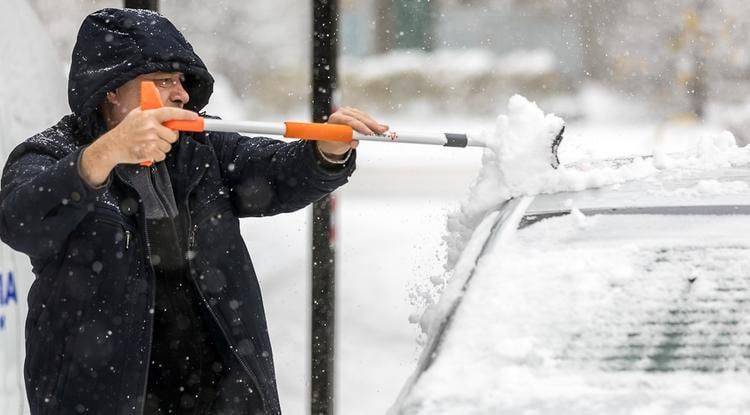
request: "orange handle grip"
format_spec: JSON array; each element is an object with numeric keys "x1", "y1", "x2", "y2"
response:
[
  {"x1": 284, "y1": 122, "x2": 353, "y2": 142},
  {"x1": 164, "y1": 118, "x2": 205, "y2": 132},
  {"x1": 138, "y1": 81, "x2": 204, "y2": 166},
  {"x1": 140, "y1": 81, "x2": 163, "y2": 111}
]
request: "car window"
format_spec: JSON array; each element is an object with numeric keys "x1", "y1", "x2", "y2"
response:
[{"x1": 404, "y1": 214, "x2": 750, "y2": 414}]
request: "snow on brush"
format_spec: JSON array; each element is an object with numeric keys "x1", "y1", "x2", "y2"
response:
[{"x1": 444, "y1": 95, "x2": 650, "y2": 273}]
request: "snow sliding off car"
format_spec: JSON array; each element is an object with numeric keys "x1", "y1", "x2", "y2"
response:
[{"x1": 393, "y1": 158, "x2": 750, "y2": 414}]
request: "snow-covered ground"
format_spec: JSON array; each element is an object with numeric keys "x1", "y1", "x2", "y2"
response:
[{"x1": 240, "y1": 109, "x2": 727, "y2": 413}]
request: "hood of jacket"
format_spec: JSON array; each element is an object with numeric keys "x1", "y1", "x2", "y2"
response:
[{"x1": 68, "y1": 8, "x2": 214, "y2": 141}]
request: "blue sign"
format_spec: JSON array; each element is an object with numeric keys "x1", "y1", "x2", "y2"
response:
[
  {"x1": 0, "y1": 271, "x2": 17, "y2": 306},
  {"x1": 0, "y1": 271, "x2": 17, "y2": 331}
]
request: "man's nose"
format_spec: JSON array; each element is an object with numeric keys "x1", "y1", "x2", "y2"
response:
[{"x1": 169, "y1": 80, "x2": 190, "y2": 106}]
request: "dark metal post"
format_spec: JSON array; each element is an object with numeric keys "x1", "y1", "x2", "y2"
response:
[
  {"x1": 124, "y1": 0, "x2": 159, "y2": 10},
  {"x1": 311, "y1": 1, "x2": 338, "y2": 414}
]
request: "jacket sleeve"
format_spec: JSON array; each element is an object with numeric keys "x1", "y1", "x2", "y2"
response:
[
  {"x1": 208, "y1": 132, "x2": 356, "y2": 217},
  {"x1": 0, "y1": 139, "x2": 108, "y2": 260}
]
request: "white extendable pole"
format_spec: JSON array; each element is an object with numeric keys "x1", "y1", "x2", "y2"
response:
[
  {"x1": 203, "y1": 119, "x2": 286, "y2": 136},
  {"x1": 202, "y1": 119, "x2": 485, "y2": 148}
]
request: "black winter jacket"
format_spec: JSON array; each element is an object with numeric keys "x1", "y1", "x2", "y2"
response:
[{"x1": 0, "y1": 8, "x2": 354, "y2": 415}]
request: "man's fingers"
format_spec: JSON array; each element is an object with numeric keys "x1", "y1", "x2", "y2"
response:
[
  {"x1": 155, "y1": 124, "x2": 179, "y2": 143},
  {"x1": 336, "y1": 110, "x2": 375, "y2": 135},
  {"x1": 146, "y1": 143, "x2": 167, "y2": 162},
  {"x1": 151, "y1": 150, "x2": 167, "y2": 162},
  {"x1": 153, "y1": 139, "x2": 172, "y2": 154},
  {"x1": 341, "y1": 107, "x2": 387, "y2": 134},
  {"x1": 344, "y1": 107, "x2": 385, "y2": 133},
  {"x1": 333, "y1": 114, "x2": 374, "y2": 135},
  {"x1": 150, "y1": 107, "x2": 199, "y2": 122}
]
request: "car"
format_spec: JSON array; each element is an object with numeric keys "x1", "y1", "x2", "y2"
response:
[{"x1": 391, "y1": 158, "x2": 750, "y2": 414}]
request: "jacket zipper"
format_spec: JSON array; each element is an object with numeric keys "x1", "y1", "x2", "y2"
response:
[
  {"x1": 115, "y1": 168, "x2": 157, "y2": 415},
  {"x1": 186, "y1": 204, "x2": 266, "y2": 411},
  {"x1": 88, "y1": 209, "x2": 133, "y2": 251},
  {"x1": 137, "y1": 214, "x2": 156, "y2": 415}
]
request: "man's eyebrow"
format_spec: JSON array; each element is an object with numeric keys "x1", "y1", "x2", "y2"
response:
[{"x1": 144, "y1": 73, "x2": 184, "y2": 79}]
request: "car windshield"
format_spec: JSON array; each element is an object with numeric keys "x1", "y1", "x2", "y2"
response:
[{"x1": 405, "y1": 214, "x2": 750, "y2": 414}]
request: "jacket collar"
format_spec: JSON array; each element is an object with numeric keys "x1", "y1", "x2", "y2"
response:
[{"x1": 113, "y1": 132, "x2": 213, "y2": 202}]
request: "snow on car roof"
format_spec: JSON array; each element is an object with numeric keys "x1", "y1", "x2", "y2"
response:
[
  {"x1": 400, "y1": 214, "x2": 750, "y2": 414},
  {"x1": 526, "y1": 164, "x2": 750, "y2": 216}
]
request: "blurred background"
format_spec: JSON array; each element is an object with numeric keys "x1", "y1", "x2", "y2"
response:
[
  {"x1": 11, "y1": 0, "x2": 750, "y2": 413},
  {"x1": 30, "y1": 0, "x2": 750, "y2": 129}
]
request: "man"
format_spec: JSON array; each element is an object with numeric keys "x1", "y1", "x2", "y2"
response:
[{"x1": 0, "y1": 8, "x2": 385, "y2": 415}]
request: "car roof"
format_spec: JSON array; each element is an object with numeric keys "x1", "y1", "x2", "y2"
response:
[{"x1": 526, "y1": 163, "x2": 750, "y2": 216}]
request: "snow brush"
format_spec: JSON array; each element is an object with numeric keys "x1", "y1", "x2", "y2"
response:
[{"x1": 140, "y1": 81, "x2": 565, "y2": 168}]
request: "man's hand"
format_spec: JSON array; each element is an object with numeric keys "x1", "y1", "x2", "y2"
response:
[
  {"x1": 321, "y1": 107, "x2": 388, "y2": 158},
  {"x1": 79, "y1": 107, "x2": 198, "y2": 187}
]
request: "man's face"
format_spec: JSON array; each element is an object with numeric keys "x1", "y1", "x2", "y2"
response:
[{"x1": 103, "y1": 72, "x2": 190, "y2": 126}]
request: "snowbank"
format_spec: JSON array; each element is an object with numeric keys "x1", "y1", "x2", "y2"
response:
[
  {"x1": 340, "y1": 48, "x2": 565, "y2": 116},
  {"x1": 343, "y1": 48, "x2": 556, "y2": 83}
]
